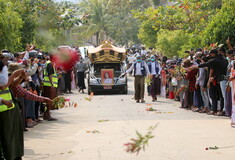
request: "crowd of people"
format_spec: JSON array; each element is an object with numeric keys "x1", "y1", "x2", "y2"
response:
[
  {"x1": 126, "y1": 39, "x2": 235, "y2": 127},
  {"x1": 1, "y1": 39, "x2": 235, "y2": 159},
  {"x1": 0, "y1": 45, "x2": 88, "y2": 160}
]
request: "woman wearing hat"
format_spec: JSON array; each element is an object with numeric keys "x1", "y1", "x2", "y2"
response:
[
  {"x1": 0, "y1": 61, "x2": 27, "y2": 160},
  {"x1": 0, "y1": 63, "x2": 53, "y2": 160}
]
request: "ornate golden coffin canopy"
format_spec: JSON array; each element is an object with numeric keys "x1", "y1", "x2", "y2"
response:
[{"x1": 88, "y1": 41, "x2": 126, "y2": 63}]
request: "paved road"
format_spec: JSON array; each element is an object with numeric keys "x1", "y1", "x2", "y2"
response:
[{"x1": 24, "y1": 77, "x2": 235, "y2": 160}]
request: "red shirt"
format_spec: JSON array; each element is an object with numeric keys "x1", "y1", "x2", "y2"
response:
[
  {"x1": 11, "y1": 85, "x2": 46, "y2": 102},
  {"x1": 186, "y1": 69, "x2": 198, "y2": 92}
]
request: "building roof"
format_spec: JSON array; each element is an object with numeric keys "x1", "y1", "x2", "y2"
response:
[{"x1": 88, "y1": 41, "x2": 126, "y2": 54}]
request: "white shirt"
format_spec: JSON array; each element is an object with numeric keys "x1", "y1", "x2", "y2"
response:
[
  {"x1": 23, "y1": 51, "x2": 29, "y2": 61},
  {"x1": 150, "y1": 62, "x2": 162, "y2": 75},
  {"x1": 196, "y1": 68, "x2": 205, "y2": 87},
  {"x1": 104, "y1": 78, "x2": 112, "y2": 84},
  {"x1": 126, "y1": 61, "x2": 150, "y2": 76},
  {"x1": 134, "y1": 52, "x2": 140, "y2": 57},
  {"x1": 26, "y1": 63, "x2": 38, "y2": 76},
  {"x1": 141, "y1": 50, "x2": 147, "y2": 55},
  {"x1": 0, "y1": 66, "x2": 8, "y2": 85},
  {"x1": 23, "y1": 50, "x2": 37, "y2": 61},
  {"x1": 128, "y1": 56, "x2": 135, "y2": 64},
  {"x1": 151, "y1": 62, "x2": 157, "y2": 75}
]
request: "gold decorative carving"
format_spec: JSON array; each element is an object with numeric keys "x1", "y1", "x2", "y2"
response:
[{"x1": 94, "y1": 54, "x2": 120, "y2": 63}]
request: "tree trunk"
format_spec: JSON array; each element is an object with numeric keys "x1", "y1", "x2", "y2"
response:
[{"x1": 96, "y1": 32, "x2": 99, "y2": 46}]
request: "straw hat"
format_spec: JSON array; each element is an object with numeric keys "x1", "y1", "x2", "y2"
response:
[{"x1": 8, "y1": 63, "x2": 21, "y2": 74}]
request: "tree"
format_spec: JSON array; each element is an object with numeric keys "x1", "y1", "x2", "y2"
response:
[
  {"x1": 78, "y1": 0, "x2": 110, "y2": 45},
  {"x1": 0, "y1": 0, "x2": 82, "y2": 52},
  {"x1": 202, "y1": 0, "x2": 235, "y2": 46},
  {"x1": 137, "y1": 20, "x2": 158, "y2": 48},
  {"x1": 0, "y1": 0, "x2": 23, "y2": 52},
  {"x1": 155, "y1": 29, "x2": 189, "y2": 57},
  {"x1": 133, "y1": 0, "x2": 229, "y2": 57},
  {"x1": 105, "y1": 0, "x2": 141, "y2": 46},
  {"x1": 78, "y1": 0, "x2": 153, "y2": 46}
]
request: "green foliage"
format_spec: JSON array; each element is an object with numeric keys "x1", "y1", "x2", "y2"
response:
[
  {"x1": 134, "y1": 0, "x2": 235, "y2": 57},
  {"x1": 0, "y1": 0, "x2": 23, "y2": 52},
  {"x1": 105, "y1": 0, "x2": 141, "y2": 46},
  {"x1": 78, "y1": 0, "x2": 109, "y2": 44},
  {"x1": 124, "y1": 124, "x2": 158, "y2": 155},
  {"x1": 202, "y1": 0, "x2": 235, "y2": 47},
  {"x1": 0, "y1": 0, "x2": 81, "y2": 52},
  {"x1": 156, "y1": 29, "x2": 189, "y2": 58},
  {"x1": 1, "y1": 0, "x2": 234, "y2": 54},
  {"x1": 138, "y1": 20, "x2": 158, "y2": 48},
  {"x1": 78, "y1": 0, "x2": 148, "y2": 46}
]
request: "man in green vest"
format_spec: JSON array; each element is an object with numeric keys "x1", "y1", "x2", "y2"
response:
[{"x1": 43, "y1": 56, "x2": 58, "y2": 121}]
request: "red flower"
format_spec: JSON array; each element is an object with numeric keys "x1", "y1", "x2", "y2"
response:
[{"x1": 65, "y1": 97, "x2": 70, "y2": 101}]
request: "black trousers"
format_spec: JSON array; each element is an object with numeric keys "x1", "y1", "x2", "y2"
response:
[
  {"x1": 209, "y1": 83, "x2": 224, "y2": 112},
  {"x1": 183, "y1": 90, "x2": 194, "y2": 108},
  {"x1": 19, "y1": 97, "x2": 26, "y2": 130},
  {"x1": 77, "y1": 72, "x2": 86, "y2": 89},
  {"x1": 64, "y1": 70, "x2": 72, "y2": 92}
]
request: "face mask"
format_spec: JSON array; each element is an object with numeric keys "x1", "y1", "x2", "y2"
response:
[
  {"x1": 151, "y1": 59, "x2": 155, "y2": 62},
  {"x1": 137, "y1": 59, "x2": 141, "y2": 62},
  {"x1": 226, "y1": 57, "x2": 230, "y2": 60}
]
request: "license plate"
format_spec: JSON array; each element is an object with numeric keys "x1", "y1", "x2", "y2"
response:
[{"x1": 103, "y1": 86, "x2": 112, "y2": 89}]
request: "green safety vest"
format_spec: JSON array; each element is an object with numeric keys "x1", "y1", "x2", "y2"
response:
[
  {"x1": 43, "y1": 60, "x2": 58, "y2": 88},
  {"x1": 0, "y1": 88, "x2": 15, "y2": 112}
]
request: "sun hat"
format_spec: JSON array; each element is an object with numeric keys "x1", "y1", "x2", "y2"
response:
[{"x1": 8, "y1": 63, "x2": 21, "y2": 74}]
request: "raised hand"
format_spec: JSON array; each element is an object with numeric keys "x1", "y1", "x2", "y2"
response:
[{"x1": 1, "y1": 99, "x2": 13, "y2": 108}]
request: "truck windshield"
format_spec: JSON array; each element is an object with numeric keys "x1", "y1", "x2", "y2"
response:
[{"x1": 94, "y1": 63, "x2": 122, "y2": 77}]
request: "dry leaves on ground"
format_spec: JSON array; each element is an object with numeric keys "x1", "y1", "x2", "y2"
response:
[
  {"x1": 86, "y1": 130, "x2": 100, "y2": 134},
  {"x1": 146, "y1": 107, "x2": 157, "y2": 111},
  {"x1": 205, "y1": 146, "x2": 219, "y2": 150},
  {"x1": 98, "y1": 119, "x2": 109, "y2": 122},
  {"x1": 155, "y1": 112, "x2": 174, "y2": 114},
  {"x1": 84, "y1": 92, "x2": 94, "y2": 102}
]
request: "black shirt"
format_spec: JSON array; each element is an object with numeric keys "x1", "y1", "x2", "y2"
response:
[
  {"x1": 46, "y1": 62, "x2": 54, "y2": 76},
  {"x1": 198, "y1": 54, "x2": 228, "y2": 81}
]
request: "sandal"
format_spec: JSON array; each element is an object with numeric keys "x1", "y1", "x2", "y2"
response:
[
  {"x1": 26, "y1": 122, "x2": 34, "y2": 128},
  {"x1": 199, "y1": 108, "x2": 208, "y2": 113},
  {"x1": 216, "y1": 111, "x2": 225, "y2": 116},
  {"x1": 35, "y1": 119, "x2": 43, "y2": 123},
  {"x1": 207, "y1": 111, "x2": 216, "y2": 115},
  {"x1": 193, "y1": 108, "x2": 200, "y2": 112},
  {"x1": 47, "y1": 117, "x2": 58, "y2": 121}
]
